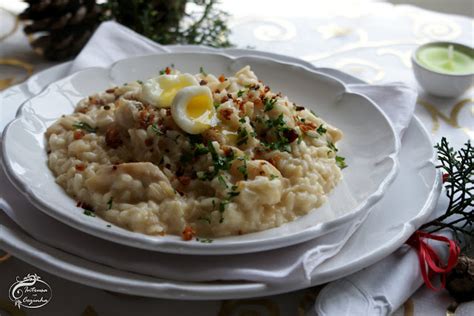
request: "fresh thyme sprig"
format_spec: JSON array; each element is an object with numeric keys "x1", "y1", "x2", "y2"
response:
[{"x1": 420, "y1": 138, "x2": 473, "y2": 250}]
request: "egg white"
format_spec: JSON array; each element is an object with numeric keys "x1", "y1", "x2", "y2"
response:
[{"x1": 141, "y1": 73, "x2": 198, "y2": 108}]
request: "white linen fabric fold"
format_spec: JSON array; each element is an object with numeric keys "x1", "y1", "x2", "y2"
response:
[{"x1": 0, "y1": 21, "x2": 418, "y2": 295}]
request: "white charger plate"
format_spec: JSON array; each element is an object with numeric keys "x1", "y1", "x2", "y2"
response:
[
  {"x1": 0, "y1": 48, "x2": 440, "y2": 299},
  {"x1": 1, "y1": 52, "x2": 399, "y2": 255}
]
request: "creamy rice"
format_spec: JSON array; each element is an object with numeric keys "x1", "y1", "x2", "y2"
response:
[{"x1": 46, "y1": 66, "x2": 344, "y2": 238}]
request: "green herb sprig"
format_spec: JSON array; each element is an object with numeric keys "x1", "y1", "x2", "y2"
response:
[
  {"x1": 73, "y1": 122, "x2": 96, "y2": 133},
  {"x1": 420, "y1": 138, "x2": 473, "y2": 250}
]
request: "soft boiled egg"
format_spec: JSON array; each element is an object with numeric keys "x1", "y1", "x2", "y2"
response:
[
  {"x1": 141, "y1": 73, "x2": 198, "y2": 108},
  {"x1": 171, "y1": 86, "x2": 217, "y2": 134}
]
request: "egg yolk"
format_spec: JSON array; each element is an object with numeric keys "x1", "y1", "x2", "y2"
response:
[
  {"x1": 186, "y1": 95, "x2": 213, "y2": 121},
  {"x1": 161, "y1": 82, "x2": 193, "y2": 107}
]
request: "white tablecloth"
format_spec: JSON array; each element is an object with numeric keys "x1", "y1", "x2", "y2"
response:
[{"x1": 0, "y1": 1, "x2": 472, "y2": 315}]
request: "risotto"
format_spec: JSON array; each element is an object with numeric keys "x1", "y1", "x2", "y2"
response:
[{"x1": 46, "y1": 66, "x2": 344, "y2": 239}]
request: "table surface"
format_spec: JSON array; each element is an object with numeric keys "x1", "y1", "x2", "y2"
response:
[{"x1": 0, "y1": 1, "x2": 472, "y2": 315}]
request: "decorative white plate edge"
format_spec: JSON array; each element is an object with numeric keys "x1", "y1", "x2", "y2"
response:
[{"x1": 0, "y1": 52, "x2": 400, "y2": 255}]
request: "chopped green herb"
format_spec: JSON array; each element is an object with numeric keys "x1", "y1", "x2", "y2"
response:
[
  {"x1": 239, "y1": 117, "x2": 246, "y2": 123},
  {"x1": 237, "y1": 90, "x2": 245, "y2": 97},
  {"x1": 73, "y1": 122, "x2": 96, "y2": 133},
  {"x1": 137, "y1": 80, "x2": 143, "y2": 84},
  {"x1": 297, "y1": 135, "x2": 303, "y2": 144},
  {"x1": 106, "y1": 224, "x2": 112, "y2": 228},
  {"x1": 218, "y1": 175, "x2": 229, "y2": 188},
  {"x1": 196, "y1": 237, "x2": 213, "y2": 243},
  {"x1": 269, "y1": 174, "x2": 279, "y2": 180},
  {"x1": 228, "y1": 189, "x2": 240, "y2": 198},
  {"x1": 83, "y1": 209, "x2": 95, "y2": 217},
  {"x1": 317, "y1": 125, "x2": 327, "y2": 135},
  {"x1": 328, "y1": 141, "x2": 338, "y2": 152},
  {"x1": 151, "y1": 123, "x2": 164, "y2": 136},
  {"x1": 214, "y1": 101, "x2": 221, "y2": 109},
  {"x1": 194, "y1": 143, "x2": 209, "y2": 156},
  {"x1": 219, "y1": 200, "x2": 229, "y2": 223},
  {"x1": 200, "y1": 143, "x2": 235, "y2": 180},
  {"x1": 237, "y1": 127, "x2": 249, "y2": 146},
  {"x1": 199, "y1": 66, "x2": 207, "y2": 76},
  {"x1": 336, "y1": 156, "x2": 348, "y2": 169},
  {"x1": 237, "y1": 158, "x2": 248, "y2": 180},
  {"x1": 107, "y1": 198, "x2": 113, "y2": 210},
  {"x1": 264, "y1": 98, "x2": 277, "y2": 112},
  {"x1": 259, "y1": 114, "x2": 294, "y2": 153}
]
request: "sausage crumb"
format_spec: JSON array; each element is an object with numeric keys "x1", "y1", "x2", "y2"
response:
[
  {"x1": 105, "y1": 126, "x2": 123, "y2": 149},
  {"x1": 182, "y1": 226, "x2": 195, "y2": 241}
]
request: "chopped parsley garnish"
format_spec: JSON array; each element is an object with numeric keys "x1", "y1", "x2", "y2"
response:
[
  {"x1": 237, "y1": 157, "x2": 248, "y2": 180},
  {"x1": 107, "y1": 198, "x2": 113, "y2": 210},
  {"x1": 83, "y1": 209, "x2": 95, "y2": 217},
  {"x1": 219, "y1": 200, "x2": 229, "y2": 223},
  {"x1": 106, "y1": 224, "x2": 111, "y2": 228},
  {"x1": 263, "y1": 98, "x2": 277, "y2": 112},
  {"x1": 327, "y1": 141, "x2": 338, "y2": 152},
  {"x1": 228, "y1": 185, "x2": 240, "y2": 198},
  {"x1": 196, "y1": 237, "x2": 213, "y2": 243},
  {"x1": 209, "y1": 143, "x2": 234, "y2": 171},
  {"x1": 336, "y1": 156, "x2": 348, "y2": 169},
  {"x1": 214, "y1": 101, "x2": 221, "y2": 109},
  {"x1": 73, "y1": 122, "x2": 96, "y2": 133},
  {"x1": 237, "y1": 127, "x2": 249, "y2": 146},
  {"x1": 199, "y1": 143, "x2": 235, "y2": 181},
  {"x1": 194, "y1": 143, "x2": 209, "y2": 156},
  {"x1": 151, "y1": 123, "x2": 164, "y2": 136},
  {"x1": 237, "y1": 90, "x2": 245, "y2": 97},
  {"x1": 317, "y1": 124, "x2": 327, "y2": 135},
  {"x1": 269, "y1": 174, "x2": 279, "y2": 180},
  {"x1": 239, "y1": 117, "x2": 246, "y2": 123},
  {"x1": 218, "y1": 175, "x2": 229, "y2": 188},
  {"x1": 199, "y1": 66, "x2": 207, "y2": 76},
  {"x1": 259, "y1": 114, "x2": 296, "y2": 153}
]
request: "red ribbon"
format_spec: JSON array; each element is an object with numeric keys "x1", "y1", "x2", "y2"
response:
[{"x1": 406, "y1": 230, "x2": 460, "y2": 291}]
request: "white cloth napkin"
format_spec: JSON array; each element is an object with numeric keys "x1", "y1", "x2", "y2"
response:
[
  {"x1": 311, "y1": 196, "x2": 450, "y2": 316},
  {"x1": 0, "y1": 21, "x2": 418, "y2": 293}
]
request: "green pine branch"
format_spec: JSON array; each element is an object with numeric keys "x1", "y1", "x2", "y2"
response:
[
  {"x1": 420, "y1": 137, "x2": 474, "y2": 251},
  {"x1": 102, "y1": 0, "x2": 231, "y2": 48}
]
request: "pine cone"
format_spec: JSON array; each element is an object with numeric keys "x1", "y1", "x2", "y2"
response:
[
  {"x1": 19, "y1": 0, "x2": 103, "y2": 61},
  {"x1": 446, "y1": 255, "x2": 474, "y2": 302}
]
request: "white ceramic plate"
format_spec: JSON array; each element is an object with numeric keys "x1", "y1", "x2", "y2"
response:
[
  {"x1": 0, "y1": 48, "x2": 440, "y2": 299},
  {"x1": 0, "y1": 116, "x2": 439, "y2": 300},
  {"x1": 1, "y1": 52, "x2": 399, "y2": 255}
]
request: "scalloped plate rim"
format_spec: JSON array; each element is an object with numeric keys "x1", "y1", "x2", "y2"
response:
[{"x1": 1, "y1": 52, "x2": 399, "y2": 255}]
